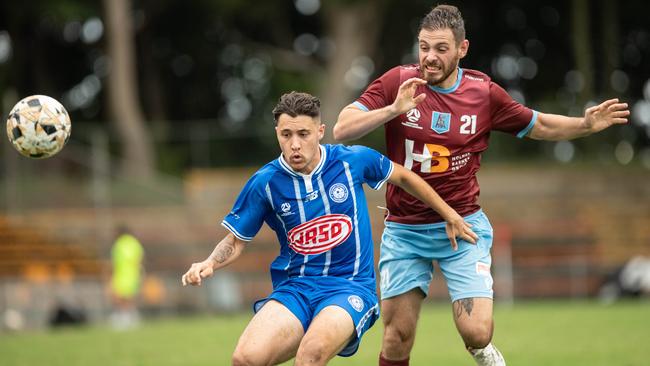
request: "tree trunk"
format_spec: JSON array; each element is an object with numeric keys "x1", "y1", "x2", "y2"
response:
[
  {"x1": 600, "y1": 0, "x2": 620, "y2": 96},
  {"x1": 103, "y1": 0, "x2": 154, "y2": 180},
  {"x1": 571, "y1": 0, "x2": 595, "y2": 105},
  {"x1": 319, "y1": 1, "x2": 383, "y2": 142}
]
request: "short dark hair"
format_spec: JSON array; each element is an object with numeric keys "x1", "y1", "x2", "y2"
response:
[
  {"x1": 272, "y1": 91, "x2": 321, "y2": 123},
  {"x1": 419, "y1": 4, "x2": 465, "y2": 44}
]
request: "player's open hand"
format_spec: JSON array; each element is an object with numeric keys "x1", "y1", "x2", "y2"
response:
[
  {"x1": 584, "y1": 98, "x2": 629, "y2": 133},
  {"x1": 391, "y1": 77, "x2": 427, "y2": 115},
  {"x1": 444, "y1": 215, "x2": 478, "y2": 251},
  {"x1": 181, "y1": 259, "x2": 215, "y2": 286}
]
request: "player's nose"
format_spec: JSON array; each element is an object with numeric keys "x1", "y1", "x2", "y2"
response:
[
  {"x1": 290, "y1": 137, "x2": 301, "y2": 150},
  {"x1": 425, "y1": 50, "x2": 438, "y2": 61}
]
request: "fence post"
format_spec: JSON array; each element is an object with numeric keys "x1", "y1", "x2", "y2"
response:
[
  {"x1": 91, "y1": 129, "x2": 113, "y2": 250},
  {"x1": 494, "y1": 224, "x2": 514, "y2": 306}
]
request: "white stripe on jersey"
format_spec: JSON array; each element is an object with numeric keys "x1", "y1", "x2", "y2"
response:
[
  {"x1": 317, "y1": 174, "x2": 332, "y2": 276},
  {"x1": 292, "y1": 176, "x2": 309, "y2": 276},
  {"x1": 343, "y1": 161, "x2": 361, "y2": 280},
  {"x1": 221, "y1": 220, "x2": 253, "y2": 241},
  {"x1": 292, "y1": 176, "x2": 306, "y2": 222},
  {"x1": 302, "y1": 175, "x2": 314, "y2": 193}
]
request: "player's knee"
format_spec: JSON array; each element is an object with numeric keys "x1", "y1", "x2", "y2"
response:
[
  {"x1": 383, "y1": 323, "x2": 416, "y2": 351},
  {"x1": 295, "y1": 338, "x2": 328, "y2": 366},
  {"x1": 460, "y1": 323, "x2": 493, "y2": 349},
  {"x1": 231, "y1": 348, "x2": 266, "y2": 366}
]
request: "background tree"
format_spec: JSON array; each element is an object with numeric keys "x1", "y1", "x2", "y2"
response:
[{"x1": 103, "y1": 0, "x2": 154, "y2": 179}]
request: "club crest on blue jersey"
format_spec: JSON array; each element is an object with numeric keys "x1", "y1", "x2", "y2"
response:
[
  {"x1": 431, "y1": 111, "x2": 451, "y2": 134},
  {"x1": 329, "y1": 183, "x2": 349, "y2": 203},
  {"x1": 347, "y1": 295, "x2": 364, "y2": 312}
]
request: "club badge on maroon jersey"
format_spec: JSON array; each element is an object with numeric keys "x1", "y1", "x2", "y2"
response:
[
  {"x1": 431, "y1": 111, "x2": 451, "y2": 134},
  {"x1": 287, "y1": 214, "x2": 353, "y2": 255}
]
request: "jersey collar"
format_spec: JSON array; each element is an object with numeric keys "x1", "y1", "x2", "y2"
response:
[
  {"x1": 278, "y1": 144, "x2": 327, "y2": 178},
  {"x1": 428, "y1": 68, "x2": 463, "y2": 94}
]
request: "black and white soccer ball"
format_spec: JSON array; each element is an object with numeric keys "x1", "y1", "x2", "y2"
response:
[{"x1": 5, "y1": 95, "x2": 71, "y2": 158}]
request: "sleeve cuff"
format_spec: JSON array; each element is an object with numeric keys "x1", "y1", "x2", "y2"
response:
[{"x1": 516, "y1": 110, "x2": 538, "y2": 138}]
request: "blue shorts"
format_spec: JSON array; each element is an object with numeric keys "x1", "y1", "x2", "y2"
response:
[
  {"x1": 378, "y1": 209, "x2": 494, "y2": 302},
  {"x1": 253, "y1": 276, "x2": 379, "y2": 357}
]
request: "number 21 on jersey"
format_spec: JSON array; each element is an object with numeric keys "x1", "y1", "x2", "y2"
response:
[{"x1": 460, "y1": 114, "x2": 477, "y2": 134}]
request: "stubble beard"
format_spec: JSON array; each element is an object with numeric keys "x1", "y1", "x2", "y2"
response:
[{"x1": 421, "y1": 58, "x2": 460, "y2": 87}]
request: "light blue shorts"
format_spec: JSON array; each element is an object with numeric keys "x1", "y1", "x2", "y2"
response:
[
  {"x1": 254, "y1": 276, "x2": 379, "y2": 357},
  {"x1": 378, "y1": 210, "x2": 494, "y2": 302}
]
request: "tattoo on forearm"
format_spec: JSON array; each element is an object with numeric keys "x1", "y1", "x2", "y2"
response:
[
  {"x1": 454, "y1": 298, "x2": 474, "y2": 317},
  {"x1": 212, "y1": 242, "x2": 234, "y2": 264}
]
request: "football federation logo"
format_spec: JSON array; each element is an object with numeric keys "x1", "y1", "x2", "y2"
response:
[
  {"x1": 347, "y1": 295, "x2": 364, "y2": 312},
  {"x1": 431, "y1": 111, "x2": 451, "y2": 134},
  {"x1": 287, "y1": 214, "x2": 352, "y2": 255},
  {"x1": 406, "y1": 108, "x2": 421, "y2": 123},
  {"x1": 402, "y1": 108, "x2": 423, "y2": 129},
  {"x1": 328, "y1": 183, "x2": 349, "y2": 203},
  {"x1": 281, "y1": 202, "x2": 291, "y2": 212}
]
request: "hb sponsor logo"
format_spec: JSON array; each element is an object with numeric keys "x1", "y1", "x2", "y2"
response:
[{"x1": 287, "y1": 214, "x2": 352, "y2": 255}]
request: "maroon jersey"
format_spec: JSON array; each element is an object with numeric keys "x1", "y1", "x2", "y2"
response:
[{"x1": 354, "y1": 65, "x2": 537, "y2": 224}]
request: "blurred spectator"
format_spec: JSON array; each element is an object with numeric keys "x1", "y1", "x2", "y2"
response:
[
  {"x1": 49, "y1": 301, "x2": 87, "y2": 328},
  {"x1": 109, "y1": 225, "x2": 144, "y2": 330},
  {"x1": 599, "y1": 255, "x2": 650, "y2": 303}
]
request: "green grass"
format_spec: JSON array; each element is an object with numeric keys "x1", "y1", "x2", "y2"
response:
[{"x1": 2, "y1": 300, "x2": 648, "y2": 366}]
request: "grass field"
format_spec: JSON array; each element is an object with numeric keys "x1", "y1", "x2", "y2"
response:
[{"x1": 2, "y1": 300, "x2": 648, "y2": 366}]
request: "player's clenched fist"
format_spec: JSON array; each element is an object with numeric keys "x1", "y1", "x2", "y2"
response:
[{"x1": 181, "y1": 260, "x2": 215, "y2": 286}]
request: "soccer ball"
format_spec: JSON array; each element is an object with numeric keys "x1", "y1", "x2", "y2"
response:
[{"x1": 5, "y1": 95, "x2": 71, "y2": 158}]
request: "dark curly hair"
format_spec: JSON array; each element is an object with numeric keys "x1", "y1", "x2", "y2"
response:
[
  {"x1": 420, "y1": 4, "x2": 466, "y2": 44},
  {"x1": 272, "y1": 91, "x2": 321, "y2": 124}
]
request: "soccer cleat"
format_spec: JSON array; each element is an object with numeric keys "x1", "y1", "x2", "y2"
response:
[{"x1": 469, "y1": 343, "x2": 506, "y2": 366}]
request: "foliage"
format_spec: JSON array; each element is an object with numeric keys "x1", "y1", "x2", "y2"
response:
[{"x1": 1, "y1": 0, "x2": 649, "y2": 171}]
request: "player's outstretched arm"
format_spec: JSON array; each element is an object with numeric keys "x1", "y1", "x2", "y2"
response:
[
  {"x1": 387, "y1": 164, "x2": 478, "y2": 250},
  {"x1": 181, "y1": 232, "x2": 246, "y2": 286},
  {"x1": 529, "y1": 98, "x2": 630, "y2": 141},
  {"x1": 333, "y1": 77, "x2": 427, "y2": 141}
]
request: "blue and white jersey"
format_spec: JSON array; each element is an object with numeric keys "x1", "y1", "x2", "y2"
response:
[{"x1": 222, "y1": 144, "x2": 394, "y2": 289}]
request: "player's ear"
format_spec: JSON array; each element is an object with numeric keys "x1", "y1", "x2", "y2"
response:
[
  {"x1": 458, "y1": 39, "x2": 469, "y2": 59},
  {"x1": 318, "y1": 124, "x2": 325, "y2": 140}
]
